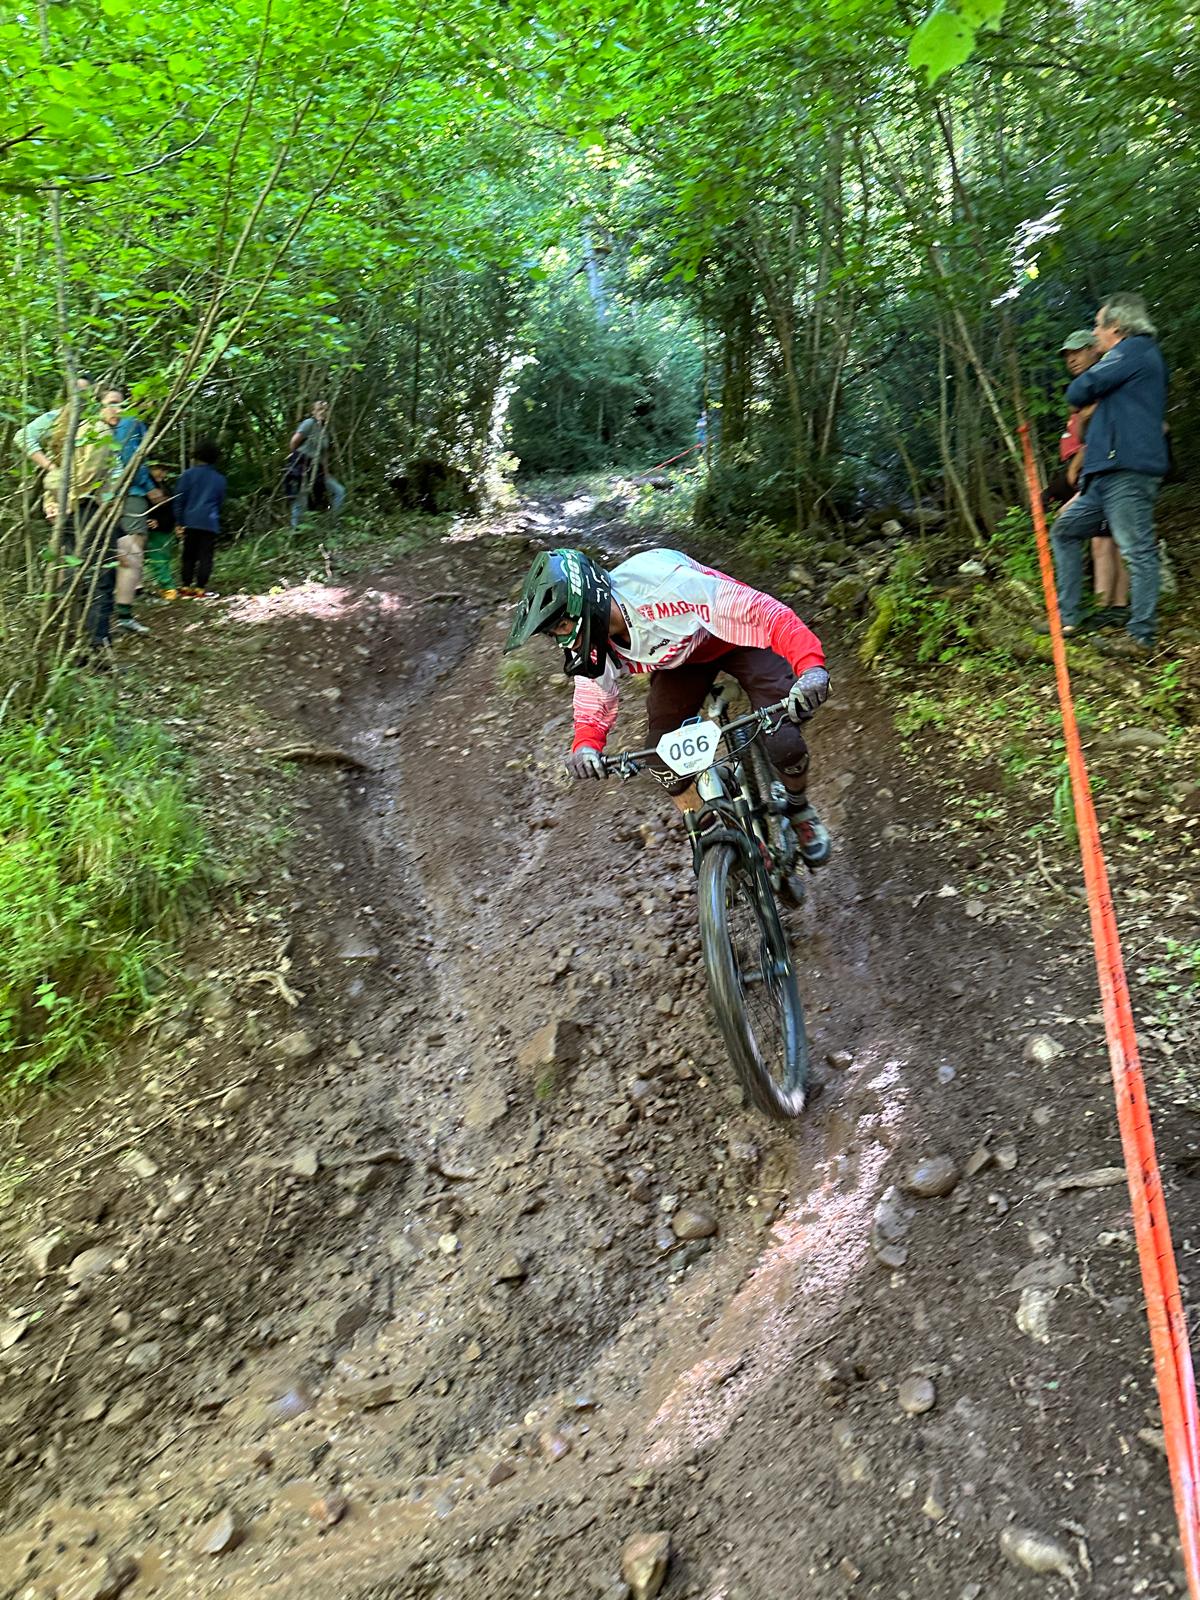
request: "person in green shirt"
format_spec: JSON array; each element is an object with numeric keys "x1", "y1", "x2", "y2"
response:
[
  {"x1": 13, "y1": 373, "x2": 94, "y2": 473},
  {"x1": 41, "y1": 386, "x2": 125, "y2": 657}
]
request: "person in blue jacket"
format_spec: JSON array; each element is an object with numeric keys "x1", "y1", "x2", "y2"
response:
[
  {"x1": 113, "y1": 408, "x2": 156, "y2": 635},
  {"x1": 174, "y1": 441, "x2": 228, "y2": 599},
  {"x1": 1050, "y1": 292, "x2": 1168, "y2": 654}
]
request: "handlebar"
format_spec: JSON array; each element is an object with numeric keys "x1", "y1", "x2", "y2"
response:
[{"x1": 598, "y1": 696, "x2": 792, "y2": 780}]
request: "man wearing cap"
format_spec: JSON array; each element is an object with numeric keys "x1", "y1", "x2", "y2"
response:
[
  {"x1": 1049, "y1": 292, "x2": 1168, "y2": 655},
  {"x1": 1046, "y1": 330, "x2": 1129, "y2": 630}
]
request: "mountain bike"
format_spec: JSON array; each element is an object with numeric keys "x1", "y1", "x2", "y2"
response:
[{"x1": 599, "y1": 684, "x2": 809, "y2": 1121}]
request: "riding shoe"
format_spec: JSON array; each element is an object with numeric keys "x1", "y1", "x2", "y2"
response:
[{"x1": 787, "y1": 799, "x2": 832, "y2": 869}]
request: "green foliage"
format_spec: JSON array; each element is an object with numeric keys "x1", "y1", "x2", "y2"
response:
[
  {"x1": 509, "y1": 273, "x2": 701, "y2": 475},
  {"x1": 894, "y1": 694, "x2": 949, "y2": 735},
  {"x1": 1140, "y1": 661, "x2": 1187, "y2": 726},
  {"x1": 991, "y1": 507, "x2": 1040, "y2": 589},
  {"x1": 864, "y1": 545, "x2": 977, "y2": 665},
  {"x1": 0, "y1": 690, "x2": 209, "y2": 1086},
  {"x1": 909, "y1": 0, "x2": 1008, "y2": 84},
  {"x1": 732, "y1": 520, "x2": 810, "y2": 580},
  {"x1": 1052, "y1": 766, "x2": 1077, "y2": 849},
  {"x1": 497, "y1": 656, "x2": 538, "y2": 696},
  {"x1": 216, "y1": 510, "x2": 441, "y2": 594}
]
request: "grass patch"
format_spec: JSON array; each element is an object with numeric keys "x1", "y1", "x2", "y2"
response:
[
  {"x1": 0, "y1": 684, "x2": 210, "y2": 1088},
  {"x1": 498, "y1": 656, "x2": 539, "y2": 696},
  {"x1": 219, "y1": 507, "x2": 445, "y2": 595}
]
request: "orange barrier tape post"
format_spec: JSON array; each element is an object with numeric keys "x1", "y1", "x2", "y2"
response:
[{"x1": 1020, "y1": 421, "x2": 1200, "y2": 1593}]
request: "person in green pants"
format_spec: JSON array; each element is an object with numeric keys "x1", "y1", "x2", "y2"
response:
[{"x1": 145, "y1": 462, "x2": 177, "y2": 595}]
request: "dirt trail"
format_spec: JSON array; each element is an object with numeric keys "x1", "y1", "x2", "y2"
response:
[{"x1": 0, "y1": 490, "x2": 1193, "y2": 1599}]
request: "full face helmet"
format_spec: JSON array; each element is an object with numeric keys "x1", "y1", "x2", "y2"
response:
[{"x1": 503, "y1": 548, "x2": 613, "y2": 678}]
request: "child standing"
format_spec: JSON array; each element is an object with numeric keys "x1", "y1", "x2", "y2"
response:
[
  {"x1": 174, "y1": 441, "x2": 227, "y2": 598},
  {"x1": 145, "y1": 461, "x2": 178, "y2": 597}
]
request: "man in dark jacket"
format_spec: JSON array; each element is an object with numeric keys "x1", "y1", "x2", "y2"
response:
[{"x1": 1050, "y1": 292, "x2": 1168, "y2": 654}]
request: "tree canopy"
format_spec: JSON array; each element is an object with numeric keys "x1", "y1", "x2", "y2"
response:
[{"x1": 2, "y1": 0, "x2": 1196, "y2": 569}]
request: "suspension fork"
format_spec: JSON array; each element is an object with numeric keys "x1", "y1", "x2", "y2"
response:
[{"x1": 684, "y1": 765, "x2": 758, "y2": 877}]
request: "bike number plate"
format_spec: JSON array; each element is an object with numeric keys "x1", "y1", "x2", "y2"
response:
[{"x1": 656, "y1": 720, "x2": 721, "y2": 777}]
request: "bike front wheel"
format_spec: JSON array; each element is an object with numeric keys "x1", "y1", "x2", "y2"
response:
[{"x1": 697, "y1": 842, "x2": 809, "y2": 1120}]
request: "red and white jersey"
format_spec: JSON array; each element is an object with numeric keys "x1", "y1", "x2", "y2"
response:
[{"x1": 572, "y1": 548, "x2": 824, "y2": 753}]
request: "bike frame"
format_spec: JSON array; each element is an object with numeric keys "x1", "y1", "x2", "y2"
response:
[{"x1": 601, "y1": 689, "x2": 793, "y2": 880}]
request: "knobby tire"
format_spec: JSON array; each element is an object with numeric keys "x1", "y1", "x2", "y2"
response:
[{"x1": 697, "y1": 842, "x2": 808, "y2": 1120}]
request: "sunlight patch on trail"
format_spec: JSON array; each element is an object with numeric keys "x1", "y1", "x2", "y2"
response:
[
  {"x1": 642, "y1": 1057, "x2": 907, "y2": 1468},
  {"x1": 223, "y1": 584, "x2": 407, "y2": 624}
]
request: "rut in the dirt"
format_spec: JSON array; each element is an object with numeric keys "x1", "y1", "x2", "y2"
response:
[{"x1": 0, "y1": 499, "x2": 1189, "y2": 1600}]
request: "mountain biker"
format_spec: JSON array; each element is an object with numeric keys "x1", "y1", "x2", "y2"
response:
[{"x1": 504, "y1": 547, "x2": 832, "y2": 867}]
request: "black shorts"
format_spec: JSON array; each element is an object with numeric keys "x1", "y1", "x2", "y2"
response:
[{"x1": 645, "y1": 645, "x2": 810, "y2": 792}]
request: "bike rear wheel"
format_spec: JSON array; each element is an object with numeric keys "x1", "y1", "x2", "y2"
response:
[{"x1": 697, "y1": 842, "x2": 809, "y2": 1120}]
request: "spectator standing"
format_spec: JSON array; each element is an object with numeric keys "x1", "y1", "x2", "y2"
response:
[
  {"x1": 174, "y1": 441, "x2": 227, "y2": 598},
  {"x1": 14, "y1": 373, "x2": 93, "y2": 474},
  {"x1": 1050, "y1": 293, "x2": 1168, "y2": 655},
  {"x1": 144, "y1": 461, "x2": 177, "y2": 596},
  {"x1": 41, "y1": 386, "x2": 125, "y2": 658},
  {"x1": 288, "y1": 399, "x2": 346, "y2": 528},
  {"x1": 1044, "y1": 330, "x2": 1130, "y2": 631},
  {"x1": 113, "y1": 407, "x2": 155, "y2": 635}
]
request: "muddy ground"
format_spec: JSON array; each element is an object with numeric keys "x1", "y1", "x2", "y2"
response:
[{"x1": 1, "y1": 487, "x2": 1197, "y2": 1599}]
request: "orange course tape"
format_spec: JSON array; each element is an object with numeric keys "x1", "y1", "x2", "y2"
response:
[
  {"x1": 1020, "y1": 421, "x2": 1200, "y2": 1593},
  {"x1": 645, "y1": 443, "x2": 704, "y2": 473}
]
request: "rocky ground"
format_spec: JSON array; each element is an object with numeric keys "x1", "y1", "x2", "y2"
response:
[{"x1": 0, "y1": 482, "x2": 1197, "y2": 1600}]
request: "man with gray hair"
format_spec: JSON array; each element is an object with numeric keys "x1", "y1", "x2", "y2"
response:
[{"x1": 1049, "y1": 292, "x2": 1168, "y2": 655}]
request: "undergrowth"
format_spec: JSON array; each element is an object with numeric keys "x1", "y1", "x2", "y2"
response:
[
  {"x1": 0, "y1": 685, "x2": 209, "y2": 1088},
  {"x1": 219, "y1": 507, "x2": 444, "y2": 594}
]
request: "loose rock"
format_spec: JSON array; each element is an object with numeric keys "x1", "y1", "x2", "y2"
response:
[
  {"x1": 902, "y1": 1155, "x2": 960, "y2": 1198},
  {"x1": 195, "y1": 1508, "x2": 244, "y2": 1556},
  {"x1": 1022, "y1": 1033, "x2": 1065, "y2": 1066},
  {"x1": 1016, "y1": 1286, "x2": 1054, "y2": 1344},
  {"x1": 123, "y1": 1340, "x2": 162, "y2": 1375},
  {"x1": 26, "y1": 1231, "x2": 74, "y2": 1277},
  {"x1": 105, "y1": 1392, "x2": 151, "y2": 1428},
  {"x1": 922, "y1": 1476, "x2": 948, "y2": 1521},
  {"x1": 825, "y1": 1049, "x2": 854, "y2": 1071},
  {"x1": 671, "y1": 1206, "x2": 717, "y2": 1241},
  {"x1": 870, "y1": 1185, "x2": 914, "y2": 1267},
  {"x1": 290, "y1": 1146, "x2": 320, "y2": 1179},
  {"x1": 66, "y1": 1247, "x2": 118, "y2": 1287},
  {"x1": 999, "y1": 1526, "x2": 1076, "y2": 1583},
  {"x1": 0, "y1": 1316, "x2": 30, "y2": 1350},
  {"x1": 992, "y1": 1141, "x2": 1019, "y2": 1173},
  {"x1": 219, "y1": 1085, "x2": 251, "y2": 1115},
  {"x1": 1010, "y1": 1257, "x2": 1073, "y2": 1292},
  {"x1": 274, "y1": 1030, "x2": 319, "y2": 1063},
  {"x1": 897, "y1": 1376, "x2": 936, "y2": 1415},
  {"x1": 310, "y1": 1489, "x2": 349, "y2": 1528},
  {"x1": 620, "y1": 1531, "x2": 672, "y2": 1600},
  {"x1": 518, "y1": 1018, "x2": 582, "y2": 1074},
  {"x1": 1091, "y1": 726, "x2": 1170, "y2": 751},
  {"x1": 825, "y1": 577, "x2": 868, "y2": 610},
  {"x1": 963, "y1": 1144, "x2": 993, "y2": 1178},
  {"x1": 1036, "y1": 1166, "x2": 1125, "y2": 1193},
  {"x1": 119, "y1": 1150, "x2": 158, "y2": 1181}
]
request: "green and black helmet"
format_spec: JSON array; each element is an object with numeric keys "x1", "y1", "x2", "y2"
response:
[{"x1": 503, "y1": 548, "x2": 613, "y2": 679}]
